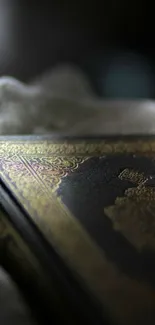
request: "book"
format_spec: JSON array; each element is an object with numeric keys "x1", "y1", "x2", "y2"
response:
[{"x1": 0, "y1": 136, "x2": 155, "y2": 325}]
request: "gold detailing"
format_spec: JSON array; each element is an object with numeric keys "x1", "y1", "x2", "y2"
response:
[
  {"x1": 0, "y1": 139, "x2": 155, "y2": 156},
  {"x1": 0, "y1": 139, "x2": 155, "y2": 324},
  {"x1": 119, "y1": 168, "x2": 146, "y2": 185},
  {"x1": 105, "y1": 168, "x2": 155, "y2": 250},
  {"x1": 23, "y1": 156, "x2": 88, "y2": 192}
]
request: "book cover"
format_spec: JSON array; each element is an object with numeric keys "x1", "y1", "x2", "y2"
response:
[{"x1": 0, "y1": 136, "x2": 155, "y2": 325}]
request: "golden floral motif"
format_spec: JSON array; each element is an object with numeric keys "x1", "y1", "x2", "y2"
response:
[
  {"x1": 1, "y1": 139, "x2": 155, "y2": 324},
  {"x1": 0, "y1": 154, "x2": 88, "y2": 230},
  {"x1": 0, "y1": 139, "x2": 155, "y2": 156},
  {"x1": 104, "y1": 168, "x2": 155, "y2": 250},
  {"x1": 23, "y1": 156, "x2": 89, "y2": 192}
]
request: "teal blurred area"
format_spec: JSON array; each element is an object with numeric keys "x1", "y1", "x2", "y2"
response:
[{"x1": 0, "y1": 0, "x2": 154, "y2": 98}]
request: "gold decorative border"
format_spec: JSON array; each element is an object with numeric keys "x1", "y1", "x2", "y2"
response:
[
  {"x1": 0, "y1": 139, "x2": 155, "y2": 324},
  {"x1": 0, "y1": 139, "x2": 155, "y2": 156}
]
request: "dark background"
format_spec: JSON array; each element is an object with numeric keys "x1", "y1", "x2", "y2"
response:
[{"x1": 0, "y1": 0, "x2": 154, "y2": 97}]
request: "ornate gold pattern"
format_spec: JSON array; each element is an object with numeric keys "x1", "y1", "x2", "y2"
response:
[
  {"x1": 119, "y1": 168, "x2": 146, "y2": 185},
  {"x1": 24, "y1": 156, "x2": 88, "y2": 192},
  {"x1": 0, "y1": 139, "x2": 155, "y2": 325},
  {"x1": 105, "y1": 169, "x2": 155, "y2": 250},
  {"x1": 0, "y1": 139, "x2": 155, "y2": 156}
]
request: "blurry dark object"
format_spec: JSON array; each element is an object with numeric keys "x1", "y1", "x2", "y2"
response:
[{"x1": 0, "y1": 0, "x2": 155, "y2": 97}]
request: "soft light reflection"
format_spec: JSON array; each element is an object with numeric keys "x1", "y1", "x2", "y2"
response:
[{"x1": 0, "y1": 0, "x2": 16, "y2": 51}]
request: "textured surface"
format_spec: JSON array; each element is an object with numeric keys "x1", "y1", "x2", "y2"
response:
[{"x1": 1, "y1": 138, "x2": 155, "y2": 324}]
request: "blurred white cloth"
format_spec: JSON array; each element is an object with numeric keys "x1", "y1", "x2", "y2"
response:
[
  {"x1": 0, "y1": 64, "x2": 155, "y2": 135},
  {"x1": 0, "y1": 65, "x2": 97, "y2": 134}
]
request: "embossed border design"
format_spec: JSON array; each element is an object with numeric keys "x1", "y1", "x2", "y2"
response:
[
  {"x1": 1, "y1": 139, "x2": 155, "y2": 325},
  {"x1": 0, "y1": 139, "x2": 155, "y2": 156}
]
